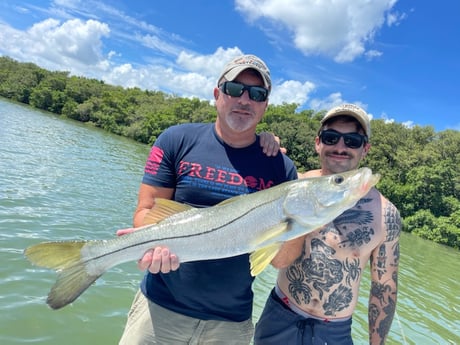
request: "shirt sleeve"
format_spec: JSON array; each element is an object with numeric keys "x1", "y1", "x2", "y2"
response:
[{"x1": 141, "y1": 126, "x2": 179, "y2": 188}]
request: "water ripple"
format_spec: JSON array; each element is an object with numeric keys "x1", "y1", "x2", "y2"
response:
[{"x1": 1, "y1": 99, "x2": 459, "y2": 344}]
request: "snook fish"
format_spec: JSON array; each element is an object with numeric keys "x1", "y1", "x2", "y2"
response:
[{"x1": 24, "y1": 167, "x2": 379, "y2": 310}]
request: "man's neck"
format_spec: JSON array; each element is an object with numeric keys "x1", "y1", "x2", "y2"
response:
[{"x1": 214, "y1": 123, "x2": 256, "y2": 148}]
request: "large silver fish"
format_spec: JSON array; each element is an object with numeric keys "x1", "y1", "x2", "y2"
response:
[{"x1": 24, "y1": 167, "x2": 379, "y2": 310}]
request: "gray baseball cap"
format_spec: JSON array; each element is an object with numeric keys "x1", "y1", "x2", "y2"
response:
[
  {"x1": 321, "y1": 104, "x2": 371, "y2": 138},
  {"x1": 218, "y1": 54, "x2": 271, "y2": 91}
]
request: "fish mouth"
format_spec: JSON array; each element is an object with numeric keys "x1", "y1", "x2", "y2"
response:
[
  {"x1": 368, "y1": 173, "x2": 381, "y2": 188},
  {"x1": 357, "y1": 171, "x2": 380, "y2": 194}
]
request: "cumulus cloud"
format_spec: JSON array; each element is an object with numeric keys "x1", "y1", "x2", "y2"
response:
[
  {"x1": 309, "y1": 92, "x2": 347, "y2": 112},
  {"x1": 103, "y1": 47, "x2": 315, "y2": 105},
  {"x1": 0, "y1": 18, "x2": 110, "y2": 76},
  {"x1": 176, "y1": 48, "x2": 242, "y2": 77},
  {"x1": 236, "y1": 0, "x2": 402, "y2": 62},
  {"x1": 0, "y1": 0, "x2": 406, "y2": 111},
  {"x1": 270, "y1": 80, "x2": 316, "y2": 108}
]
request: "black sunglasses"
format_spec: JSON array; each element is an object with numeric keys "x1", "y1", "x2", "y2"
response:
[
  {"x1": 319, "y1": 129, "x2": 368, "y2": 149},
  {"x1": 219, "y1": 81, "x2": 268, "y2": 102}
]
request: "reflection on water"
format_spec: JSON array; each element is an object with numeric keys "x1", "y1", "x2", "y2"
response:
[{"x1": 1, "y1": 99, "x2": 459, "y2": 344}]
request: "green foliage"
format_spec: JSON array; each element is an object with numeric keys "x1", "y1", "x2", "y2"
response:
[
  {"x1": 404, "y1": 207, "x2": 460, "y2": 249},
  {"x1": 259, "y1": 107, "x2": 320, "y2": 172},
  {"x1": 1, "y1": 56, "x2": 459, "y2": 249},
  {"x1": 0, "y1": 57, "x2": 46, "y2": 103}
]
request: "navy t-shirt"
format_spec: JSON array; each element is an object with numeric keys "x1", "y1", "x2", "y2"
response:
[{"x1": 140, "y1": 123, "x2": 297, "y2": 322}]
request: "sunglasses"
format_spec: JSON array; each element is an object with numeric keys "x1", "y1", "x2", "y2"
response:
[
  {"x1": 319, "y1": 129, "x2": 368, "y2": 149},
  {"x1": 219, "y1": 81, "x2": 268, "y2": 102}
]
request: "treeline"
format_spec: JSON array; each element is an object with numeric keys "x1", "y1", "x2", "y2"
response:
[{"x1": 1, "y1": 56, "x2": 459, "y2": 249}]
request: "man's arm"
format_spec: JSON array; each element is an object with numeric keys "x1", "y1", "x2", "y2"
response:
[
  {"x1": 271, "y1": 169, "x2": 323, "y2": 268},
  {"x1": 270, "y1": 236, "x2": 305, "y2": 268},
  {"x1": 132, "y1": 183, "x2": 174, "y2": 227},
  {"x1": 368, "y1": 200, "x2": 401, "y2": 344},
  {"x1": 116, "y1": 183, "x2": 179, "y2": 273}
]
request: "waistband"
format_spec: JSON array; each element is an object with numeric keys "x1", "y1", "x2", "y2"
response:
[{"x1": 274, "y1": 284, "x2": 351, "y2": 323}]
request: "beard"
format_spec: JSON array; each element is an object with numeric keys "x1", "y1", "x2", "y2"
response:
[{"x1": 224, "y1": 111, "x2": 257, "y2": 133}]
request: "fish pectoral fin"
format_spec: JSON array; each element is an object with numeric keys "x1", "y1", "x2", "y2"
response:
[
  {"x1": 143, "y1": 198, "x2": 194, "y2": 225},
  {"x1": 249, "y1": 222, "x2": 290, "y2": 276},
  {"x1": 249, "y1": 243, "x2": 282, "y2": 276},
  {"x1": 252, "y1": 222, "x2": 291, "y2": 246}
]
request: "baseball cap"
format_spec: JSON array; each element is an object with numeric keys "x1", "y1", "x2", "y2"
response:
[
  {"x1": 218, "y1": 54, "x2": 271, "y2": 91},
  {"x1": 321, "y1": 104, "x2": 371, "y2": 138}
]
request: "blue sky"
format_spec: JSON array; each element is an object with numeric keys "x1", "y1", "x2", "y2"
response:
[{"x1": 0, "y1": 0, "x2": 459, "y2": 132}]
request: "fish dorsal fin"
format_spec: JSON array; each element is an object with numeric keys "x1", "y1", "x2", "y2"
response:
[
  {"x1": 143, "y1": 198, "x2": 194, "y2": 225},
  {"x1": 250, "y1": 243, "x2": 283, "y2": 276},
  {"x1": 215, "y1": 194, "x2": 242, "y2": 206},
  {"x1": 249, "y1": 221, "x2": 290, "y2": 276}
]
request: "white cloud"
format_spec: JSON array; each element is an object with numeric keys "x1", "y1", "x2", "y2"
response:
[
  {"x1": 309, "y1": 92, "x2": 347, "y2": 112},
  {"x1": 138, "y1": 35, "x2": 187, "y2": 59},
  {"x1": 386, "y1": 9, "x2": 408, "y2": 26},
  {"x1": 270, "y1": 80, "x2": 316, "y2": 108},
  {"x1": 402, "y1": 121, "x2": 415, "y2": 128},
  {"x1": 381, "y1": 113, "x2": 401, "y2": 126},
  {"x1": 102, "y1": 48, "x2": 245, "y2": 101},
  {"x1": 0, "y1": 0, "x2": 407, "y2": 111},
  {"x1": 236, "y1": 0, "x2": 402, "y2": 62},
  {"x1": 0, "y1": 12, "x2": 305, "y2": 104},
  {"x1": 365, "y1": 50, "x2": 383, "y2": 60},
  {"x1": 0, "y1": 18, "x2": 110, "y2": 76},
  {"x1": 308, "y1": 93, "x2": 372, "y2": 120},
  {"x1": 101, "y1": 47, "x2": 318, "y2": 105},
  {"x1": 176, "y1": 47, "x2": 243, "y2": 79}
]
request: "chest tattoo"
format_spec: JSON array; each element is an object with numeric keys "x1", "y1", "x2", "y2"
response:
[{"x1": 285, "y1": 200, "x2": 378, "y2": 315}]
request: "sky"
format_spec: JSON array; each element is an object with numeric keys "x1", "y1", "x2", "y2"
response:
[{"x1": 0, "y1": 0, "x2": 459, "y2": 132}]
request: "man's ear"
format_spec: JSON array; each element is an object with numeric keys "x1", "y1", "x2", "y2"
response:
[
  {"x1": 314, "y1": 136, "x2": 321, "y2": 154},
  {"x1": 213, "y1": 87, "x2": 219, "y2": 100},
  {"x1": 362, "y1": 143, "x2": 371, "y2": 157}
]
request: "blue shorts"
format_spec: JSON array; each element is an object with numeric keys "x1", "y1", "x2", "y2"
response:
[{"x1": 254, "y1": 288, "x2": 354, "y2": 345}]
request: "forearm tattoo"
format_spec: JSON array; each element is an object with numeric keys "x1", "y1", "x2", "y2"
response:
[
  {"x1": 369, "y1": 295, "x2": 396, "y2": 344},
  {"x1": 369, "y1": 202, "x2": 401, "y2": 343}
]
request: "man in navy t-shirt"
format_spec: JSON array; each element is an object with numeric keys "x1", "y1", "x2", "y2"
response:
[{"x1": 119, "y1": 54, "x2": 297, "y2": 345}]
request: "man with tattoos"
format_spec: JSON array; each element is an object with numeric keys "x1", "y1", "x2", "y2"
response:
[{"x1": 254, "y1": 104, "x2": 401, "y2": 345}]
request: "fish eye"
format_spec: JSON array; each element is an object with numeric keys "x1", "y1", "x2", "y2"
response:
[{"x1": 333, "y1": 175, "x2": 344, "y2": 184}]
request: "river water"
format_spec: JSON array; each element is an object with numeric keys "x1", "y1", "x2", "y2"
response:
[{"x1": 1, "y1": 99, "x2": 459, "y2": 344}]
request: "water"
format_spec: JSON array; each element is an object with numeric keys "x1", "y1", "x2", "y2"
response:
[{"x1": 1, "y1": 99, "x2": 459, "y2": 344}]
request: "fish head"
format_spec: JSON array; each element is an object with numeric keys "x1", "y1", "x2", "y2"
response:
[
  {"x1": 314, "y1": 167, "x2": 380, "y2": 207},
  {"x1": 283, "y1": 167, "x2": 380, "y2": 227}
]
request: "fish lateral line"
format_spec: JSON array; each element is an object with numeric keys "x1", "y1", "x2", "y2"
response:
[{"x1": 84, "y1": 197, "x2": 285, "y2": 263}]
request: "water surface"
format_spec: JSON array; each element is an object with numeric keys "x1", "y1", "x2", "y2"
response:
[{"x1": 1, "y1": 99, "x2": 459, "y2": 344}]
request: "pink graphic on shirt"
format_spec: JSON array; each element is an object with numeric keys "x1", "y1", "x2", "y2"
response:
[
  {"x1": 178, "y1": 160, "x2": 274, "y2": 191},
  {"x1": 244, "y1": 176, "x2": 258, "y2": 189},
  {"x1": 145, "y1": 146, "x2": 164, "y2": 175}
]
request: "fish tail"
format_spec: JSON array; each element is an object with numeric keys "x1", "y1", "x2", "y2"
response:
[{"x1": 24, "y1": 241, "x2": 102, "y2": 309}]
